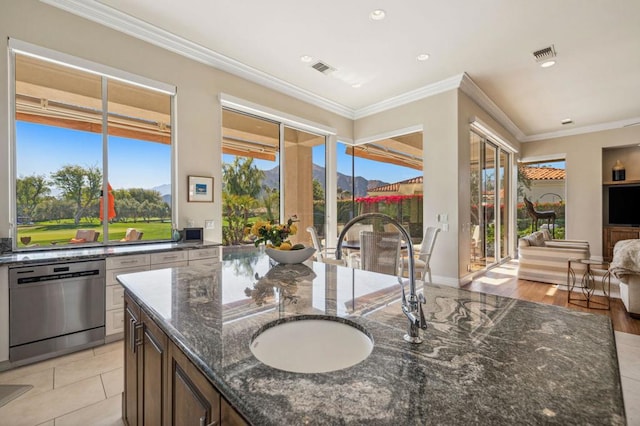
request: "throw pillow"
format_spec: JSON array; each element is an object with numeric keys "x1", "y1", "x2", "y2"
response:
[{"x1": 528, "y1": 231, "x2": 546, "y2": 247}]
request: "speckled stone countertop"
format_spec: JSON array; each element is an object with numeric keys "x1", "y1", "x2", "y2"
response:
[
  {"x1": 118, "y1": 248, "x2": 626, "y2": 425},
  {"x1": 0, "y1": 240, "x2": 221, "y2": 266}
]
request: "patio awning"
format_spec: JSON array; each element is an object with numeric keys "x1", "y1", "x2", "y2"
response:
[
  {"x1": 346, "y1": 135, "x2": 422, "y2": 170},
  {"x1": 15, "y1": 54, "x2": 172, "y2": 144}
]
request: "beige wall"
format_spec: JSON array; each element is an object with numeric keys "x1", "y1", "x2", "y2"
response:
[
  {"x1": 0, "y1": 0, "x2": 353, "y2": 243},
  {"x1": 354, "y1": 91, "x2": 461, "y2": 285},
  {"x1": 520, "y1": 126, "x2": 640, "y2": 259}
]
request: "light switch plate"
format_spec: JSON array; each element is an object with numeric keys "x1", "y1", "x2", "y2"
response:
[{"x1": 205, "y1": 220, "x2": 214, "y2": 229}]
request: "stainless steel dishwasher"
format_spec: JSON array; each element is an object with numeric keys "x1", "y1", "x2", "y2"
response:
[{"x1": 9, "y1": 259, "x2": 106, "y2": 365}]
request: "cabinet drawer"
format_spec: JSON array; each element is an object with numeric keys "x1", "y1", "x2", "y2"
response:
[
  {"x1": 149, "y1": 261, "x2": 188, "y2": 270},
  {"x1": 106, "y1": 308, "x2": 125, "y2": 336},
  {"x1": 150, "y1": 251, "x2": 188, "y2": 265},
  {"x1": 106, "y1": 284, "x2": 125, "y2": 310},
  {"x1": 106, "y1": 265, "x2": 150, "y2": 286},
  {"x1": 188, "y1": 247, "x2": 219, "y2": 261},
  {"x1": 188, "y1": 258, "x2": 219, "y2": 268},
  {"x1": 106, "y1": 254, "x2": 150, "y2": 270}
]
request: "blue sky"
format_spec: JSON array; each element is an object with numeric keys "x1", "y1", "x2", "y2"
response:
[
  {"x1": 20, "y1": 121, "x2": 421, "y2": 192},
  {"x1": 16, "y1": 121, "x2": 171, "y2": 190}
]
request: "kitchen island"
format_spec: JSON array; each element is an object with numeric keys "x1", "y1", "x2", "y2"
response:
[{"x1": 118, "y1": 247, "x2": 625, "y2": 425}]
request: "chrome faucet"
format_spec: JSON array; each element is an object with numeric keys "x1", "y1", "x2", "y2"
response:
[{"x1": 335, "y1": 213, "x2": 427, "y2": 344}]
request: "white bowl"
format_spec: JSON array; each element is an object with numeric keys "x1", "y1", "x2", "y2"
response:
[{"x1": 265, "y1": 246, "x2": 315, "y2": 264}]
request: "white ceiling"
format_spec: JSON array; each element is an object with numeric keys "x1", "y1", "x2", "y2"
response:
[{"x1": 46, "y1": 0, "x2": 640, "y2": 141}]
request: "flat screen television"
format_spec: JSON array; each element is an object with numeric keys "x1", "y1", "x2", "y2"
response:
[{"x1": 608, "y1": 185, "x2": 640, "y2": 226}]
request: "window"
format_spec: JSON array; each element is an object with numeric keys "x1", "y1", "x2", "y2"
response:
[
  {"x1": 337, "y1": 131, "x2": 424, "y2": 243},
  {"x1": 11, "y1": 42, "x2": 175, "y2": 249},
  {"x1": 220, "y1": 105, "x2": 329, "y2": 248}
]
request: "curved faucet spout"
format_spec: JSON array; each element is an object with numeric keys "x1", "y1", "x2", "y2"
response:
[{"x1": 335, "y1": 213, "x2": 426, "y2": 343}]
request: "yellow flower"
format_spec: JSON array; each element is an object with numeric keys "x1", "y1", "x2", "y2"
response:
[{"x1": 290, "y1": 224, "x2": 297, "y2": 235}]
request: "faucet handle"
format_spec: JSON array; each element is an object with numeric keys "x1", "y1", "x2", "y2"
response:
[
  {"x1": 418, "y1": 293, "x2": 427, "y2": 330},
  {"x1": 401, "y1": 281, "x2": 407, "y2": 305}
]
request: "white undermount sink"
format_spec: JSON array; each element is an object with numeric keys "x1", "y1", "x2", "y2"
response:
[{"x1": 250, "y1": 317, "x2": 373, "y2": 373}]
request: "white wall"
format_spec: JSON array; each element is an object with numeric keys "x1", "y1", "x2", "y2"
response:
[
  {"x1": 0, "y1": 0, "x2": 353, "y2": 243},
  {"x1": 521, "y1": 126, "x2": 640, "y2": 259}
]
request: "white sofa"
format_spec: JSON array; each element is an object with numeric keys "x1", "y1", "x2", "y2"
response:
[
  {"x1": 610, "y1": 239, "x2": 640, "y2": 317},
  {"x1": 517, "y1": 229, "x2": 590, "y2": 286}
]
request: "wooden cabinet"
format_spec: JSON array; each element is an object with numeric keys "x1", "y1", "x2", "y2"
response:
[
  {"x1": 168, "y1": 339, "x2": 220, "y2": 426},
  {"x1": 124, "y1": 290, "x2": 248, "y2": 426},
  {"x1": 123, "y1": 292, "x2": 169, "y2": 426},
  {"x1": 603, "y1": 226, "x2": 640, "y2": 261}
]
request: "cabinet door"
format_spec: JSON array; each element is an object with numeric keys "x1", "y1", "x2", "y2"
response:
[
  {"x1": 141, "y1": 310, "x2": 168, "y2": 426},
  {"x1": 124, "y1": 293, "x2": 141, "y2": 426},
  {"x1": 169, "y1": 341, "x2": 220, "y2": 426},
  {"x1": 221, "y1": 398, "x2": 248, "y2": 426}
]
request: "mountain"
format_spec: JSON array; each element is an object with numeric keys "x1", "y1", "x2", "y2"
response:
[
  {"x1": 262, "y1": 165, "x2": 388, "y2": 197},
  {"x1": 152, "y1": 184, "x2": 171, "y2": 196},
  {"x1": 152, "y1": 184, "x2": 171, "y2": 205}
]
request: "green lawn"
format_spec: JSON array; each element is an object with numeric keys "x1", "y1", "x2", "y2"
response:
[{"x1": 17, "y1": 219, "x2": 172, "y2": 247}]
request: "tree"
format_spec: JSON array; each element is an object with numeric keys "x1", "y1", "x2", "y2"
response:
[
  {"x1": 312, "y1": 179, "x2": 324, "y2": 201},
  {"x1": 50, "y1": 165, "x2": 102, "y2": 225},
  {"x1": 16, "y1": 174, "x2": 50, "y2": 219},
  {"x1": 261, "y1": 186, "x2": 279, "y2": 222},
  {"x1": 222, "y1": 157, "x2": 264, "y2": 198},
  {"x1": 222, "y1": 193, "x2": 258, "y2": 245},
  {"x1": 517, "y1": 164, "x2": 532, "y2": 199},
  {"x1": 222, "y1": 157, "x2": 266, "y2": 245}
]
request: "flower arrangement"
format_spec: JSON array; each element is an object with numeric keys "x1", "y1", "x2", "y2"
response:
[{"x1": 250, "y1": 215, "x2": 300, "y2": 249}]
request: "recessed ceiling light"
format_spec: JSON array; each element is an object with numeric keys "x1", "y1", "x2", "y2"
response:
[
  {"x1": 416, "y1": 53, "x2": 430, "y2": 61},
  {"x1": 370, "y1": 9, "x2": 386, "y2": 20},
  {"x1": 300, "y1": 55, "x2": 313, "y2": 63},
  {"x1": 540, "y1": 60, "x2": 556, "y2": 68},
  {"x1": 561, "y1": 118, "x2": 573, "y2": 125},
  {"x1": 352, "y1": 83, "x2": 362, "y2": 88}
]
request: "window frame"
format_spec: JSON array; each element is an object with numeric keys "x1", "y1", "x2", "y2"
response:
[{"x1": 9, "y1": 39, "x2": 177, "y2": 250}]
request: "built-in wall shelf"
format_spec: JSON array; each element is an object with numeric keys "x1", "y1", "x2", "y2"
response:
[{"x1": 603, "y1": 179, "x2": 640, "y2": 186}]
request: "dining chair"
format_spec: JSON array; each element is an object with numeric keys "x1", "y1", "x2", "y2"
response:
[
  {"x1": 402, "y1": 226, "x2": 440, "y2": 283},
  {"x1": 359, "y1": 230, "x2": 402, "y2": 276},
  {"x1": 343, "y1": 224, "x2": 373, "y2": 268},
  {"x1": 306, "y1": 226, "x2": 345, "y2": 265}
]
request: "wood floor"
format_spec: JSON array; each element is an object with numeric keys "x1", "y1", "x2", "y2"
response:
[{"x1": 462, "y1": 261, "x2": 640, "y2": 335}]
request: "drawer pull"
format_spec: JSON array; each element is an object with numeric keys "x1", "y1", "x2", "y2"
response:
[{"x1": 120, "y1": 259, "x2": 139, "y2": 265}]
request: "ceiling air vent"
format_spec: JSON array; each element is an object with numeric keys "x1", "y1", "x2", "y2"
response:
[
  {"x1": 532, "y1": 45, "x2": 557, "y2": 63},
  {"x1": 311, "y1": 61, "x2": 335, "y2": 75}
]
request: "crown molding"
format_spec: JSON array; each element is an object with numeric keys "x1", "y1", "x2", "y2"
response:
[
  {"x1": 42, "y1": 0, "x2": 632, "y2": 144},
  {"x1": 520, "y1": 116, "x2": 640, "y2": 142},
  {"x1": 40, "y1": 0, "x2": 355, "y2": 119},
  {"x1": 353, "y1": 74, "x2": 465, "y2": 119},
  {"x1": 458, "y1": 73, "x2": 526, "y2": 141}
]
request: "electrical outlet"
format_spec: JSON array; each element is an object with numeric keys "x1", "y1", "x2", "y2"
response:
[
  {"x1": 442, "y1": 223, "x2": 449, "y2": 232},
  {"x1": 205, "y1": 220, "x2": 214, "y2": 229}
]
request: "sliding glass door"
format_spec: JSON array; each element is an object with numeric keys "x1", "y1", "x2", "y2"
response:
[{"x1": 469, "y1": 131, "x2": 511, "y2": 272}]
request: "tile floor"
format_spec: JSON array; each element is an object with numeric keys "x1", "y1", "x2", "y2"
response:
[
  {"x1": 0, "y1": 341, "x2": 123, "y2": 426},
  {"x1": 0, "y1": 331, "x2": 638, "y2": 425}
]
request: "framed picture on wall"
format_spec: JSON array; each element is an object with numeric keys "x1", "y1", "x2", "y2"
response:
[{"x1": 188, "y1": 175, "x2": 214, "y2": 202}]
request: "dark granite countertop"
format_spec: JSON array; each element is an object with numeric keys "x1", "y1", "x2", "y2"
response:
[
  {"x1": 0, "y1": 240, "x2": 221, "y2": 266},
  {"x1": 117, "y1": 248, "x2": 626, "y2": 425}
]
